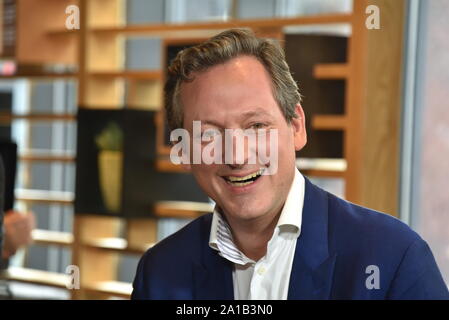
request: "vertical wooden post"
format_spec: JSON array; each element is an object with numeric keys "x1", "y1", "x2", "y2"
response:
[
  {"x1": 346, "y1": 0, "x2": 405, "y2": 216},
  {"x1": 345, "y1": 0, "x2": 369, "y2": 205},
  {"x1": 72, "y1": 0, "x2": 126, "y2": 299},
  {"x1": 126, "y1": 218, "x2": 158, "y2": 249},
  {"x1": 71, "y1": 0, "x2": 86, "y2": 298}
]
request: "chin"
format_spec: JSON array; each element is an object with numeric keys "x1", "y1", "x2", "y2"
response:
[
  {"x1": 223, "y1": 202, "x2": 270, "y2": 221},
  {"x1": 208, "y1": 182, "x2": 274, "y2": 220}
]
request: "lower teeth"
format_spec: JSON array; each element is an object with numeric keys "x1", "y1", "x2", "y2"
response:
[
  {"x1": 229, "y1": 180, "x2": 254, "y2": 187},
  {"x1": 226, "y1": 169, "x2": 265, "y2": 187}
]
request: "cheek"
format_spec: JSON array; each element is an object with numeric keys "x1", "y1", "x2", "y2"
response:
[
  {"x1": 191, "y1": 165, "x2": 211, "y2": 180},
  {"x1": 275, "y1": 134, "x2": 297, "y2": 176},
  {"x1": 268, "y1": 128, "x2": 295, "y2": 158},
  {"x1": 191, "y1": 165, "x2": 220, "y2": 191}
]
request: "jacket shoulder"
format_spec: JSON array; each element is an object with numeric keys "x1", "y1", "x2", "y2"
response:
[
  {"x1": 326, "y1": 192, "x2": 420, "y2": 253},
  {"x1": 325, "y1": 191, "x2": 448, "y2": 299},
  {"x1": 131, "y1": 213, "x2": 212, "y2": 299},
  {"x1": 140, "y1": 213, "x2": 211, "y2": 266}
]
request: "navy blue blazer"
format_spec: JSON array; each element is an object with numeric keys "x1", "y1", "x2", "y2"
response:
[{"x1": 132, "y1": 178, "x2": 449, "y2": 300}]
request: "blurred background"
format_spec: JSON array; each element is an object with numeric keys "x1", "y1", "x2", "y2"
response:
[{"x1": 0, "y1": 0, "x2": 447, "y2": 299}]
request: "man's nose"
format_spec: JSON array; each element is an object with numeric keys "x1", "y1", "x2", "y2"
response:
[{"x1": 223, "y1": 130, "x2": 253, "y2": 166}]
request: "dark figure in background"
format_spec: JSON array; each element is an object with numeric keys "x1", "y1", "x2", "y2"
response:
[
  {"x1": 0, "y1": 142, "x2": 35, "y2": 299},
  {"x1": 0, "y1": 140, "x2": 34, "y2": 265},
  {"x1": 0, "y1": 157, "x2": 4, "y2": 263}
]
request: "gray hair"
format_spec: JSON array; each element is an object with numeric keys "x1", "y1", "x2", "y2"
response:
[{"x1": 164, "y1": 28, "x2": 301, "y2": 130}]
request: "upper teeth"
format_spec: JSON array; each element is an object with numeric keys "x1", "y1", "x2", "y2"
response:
[{"x1": 226, "y1": 169, "x2": 264, "y2": 182}]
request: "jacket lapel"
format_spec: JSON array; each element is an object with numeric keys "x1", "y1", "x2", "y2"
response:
[
  {"x1": 288, "y1": 178, "x2": 337, "y2": 299},
  {"x1": 193, "y1": 214, "x2": 234, "y2": 300},
  {"x1": 193, "y1": 178, "x2": 337, "y2": 300}
]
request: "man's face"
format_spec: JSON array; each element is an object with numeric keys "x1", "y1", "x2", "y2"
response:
[{"x1": 180, "y1": 56, "x2": 306, "y2": 223}]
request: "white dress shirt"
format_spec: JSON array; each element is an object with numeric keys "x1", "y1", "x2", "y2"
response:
[{"x1": 209, "y1": 168, "x2": 305, "y2": 300}]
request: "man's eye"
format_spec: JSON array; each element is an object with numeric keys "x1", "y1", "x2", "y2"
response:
[
  {"x1": 251, "y1": 123, "x2": 266, "y2": 130},
  {"x1": 202, "y1": 129, "x2": 221, "y2": 139}
]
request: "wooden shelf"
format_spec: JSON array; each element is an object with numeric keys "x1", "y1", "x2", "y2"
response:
[
  {"x1": 13, "y1": 113, "x2": 76, "y2": 121},
  {"x1": 15, "y1": 0, "x2": 78, "y2": 64},
  {"x1": 84, "y1": 281, "x2": 132, "y2": 299},
  {"x1": 300, "y1": 168, "x2": 345, "y2": 178},
  {"x1": 0, "y1": 267, "x2": 70, "y2": 289},
  {"x1": 15, "y1": 189, "x2": 75, "y2": 205},
  {"x1": 21, "y1": 149, "x2": 75, "y2": 156},
  {"x1": 154, "y1": 201, "x2": 214, "y2": 218},
  {"x1": 46, "y1": 29, "x2": 80, "y2": 36},
  {"x1": 88, "y1": 71, "x2": 162, "y2": 80},
  {"x1": 0, "y1": 113, "x2": 76, "y2": 122},
  {"x1": 20, "y1": 152, "x2": 75, "y2": 163},
  {"x1": 19, "y1": 155, "x2": 75, "y2": 163},
  {"x1": 32, "y1": 229, "x2": 74, "y2": 247},
  {"x1": 313, "y1": 63, "x2": 349, "y2": 79},
  {"x1": 312, "y1": 115, "x2": 347, "y2": 130},
  {"x1": 89, "y1": 14, "x2": 353, "y2": 35},
  {"x1": 0, "y1": 112, "x2": 10, "y2": 123},
  {"x1": 296, "y1": 158, "x2": 346, "y2": 178},
  {"x1": 82, "y1": 237, "x2": 153, "y2": 255},
  {"x1": 0, "y1": 73, "x2": 78, "y2": 79}
]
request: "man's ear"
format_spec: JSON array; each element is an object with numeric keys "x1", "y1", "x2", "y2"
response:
[{"x1": 290, "y1": 104, "x2": 307, "y2": 151}]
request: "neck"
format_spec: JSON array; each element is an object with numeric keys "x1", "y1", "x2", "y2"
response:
[{"x1": 224, "y1": 205, "x2": 283, "y2": 262}]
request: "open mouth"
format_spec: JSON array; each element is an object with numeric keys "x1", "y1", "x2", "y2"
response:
[{"x1": 223, "y1": 168, "x2": 265, "y2": 187}]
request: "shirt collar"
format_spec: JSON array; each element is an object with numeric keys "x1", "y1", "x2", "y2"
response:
[
  {"x1": 276, "y1": 167, "x2": 304, "y2": 233},
  {"x1": 209, "y1": 168, "x2": 305, "y2": 259}
]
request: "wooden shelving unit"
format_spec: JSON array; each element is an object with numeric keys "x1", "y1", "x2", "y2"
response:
[
  {"x1": 0, "y1": 0, "x2": 79, "y2": 298},
  {"x1": 82, "y1": 237, "x2": 152, "y2": 255},
  {"x1": 296, "y1": 158, "x2": 346, "y2": 178},
  {"x1": 19, "y1": 153, "x2": 76, "y2": 163},
  {"x1": 32, "y1": 229, "x2": 74, "y2": 247},
  {"x1": 17, "y1": 0, "x2": 78, "y2": 63},
  {"x1": 0, "y1": 112, "x2": 76, "y2": 122},
  {"x1": 312, "y1": 115, "x2": 347, "y2": 131},
  {"x1": 84, "y1": 280, "x2": 132, "y2": 299},
  {"x1": 88, "y1": 13, "x2": 353, "y2": 35},
  {"x1": 154, "y1": 201, "x2": 215, "y2": 219},
  {"x1": 1, "y1": 0, "x2": 406, "y2": 299},
  {"x1": 0, "y1": 267, "x2": 71, "y2": 288},
  {"x1": 88, "y1": 70, "x2": 162, "y2": 79},
  {"x1": 313, "y1": 63, "x2": 349, "y2": 79},
  {"x1": 15, "y1": 189, "x2": 74, "y2": 205},
  {"x1": 0, "y1": 73, "x2": 78, "y2": 79}
]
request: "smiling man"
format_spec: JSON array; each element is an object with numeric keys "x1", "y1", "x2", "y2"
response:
[{"x1": 131, "y1": 29, "x2": 449, "y2": 300}]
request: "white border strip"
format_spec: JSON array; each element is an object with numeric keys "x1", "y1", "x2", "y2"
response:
[{"x1": 399, "y1": 0, "x2": 421, "y2": 225}]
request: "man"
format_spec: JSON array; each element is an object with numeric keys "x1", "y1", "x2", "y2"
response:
[{"x1": 132, "y1": 29, "x2": 449, "y2": 299}]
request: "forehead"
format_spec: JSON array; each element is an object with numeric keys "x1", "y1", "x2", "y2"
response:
[{"x1": 180, "y1": 56, "x2": 280, "y2": 124}]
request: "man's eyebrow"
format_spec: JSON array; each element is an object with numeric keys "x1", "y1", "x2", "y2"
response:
[
  {"x1": 201, "y1": 119, "x2": 223, "y2": 128},
  {"x1": 240, "y1": 108, "x2": 274, "y2": 120},
  {"x1": 195, "y1": 108, "x2": 274, "y2": 128}
]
